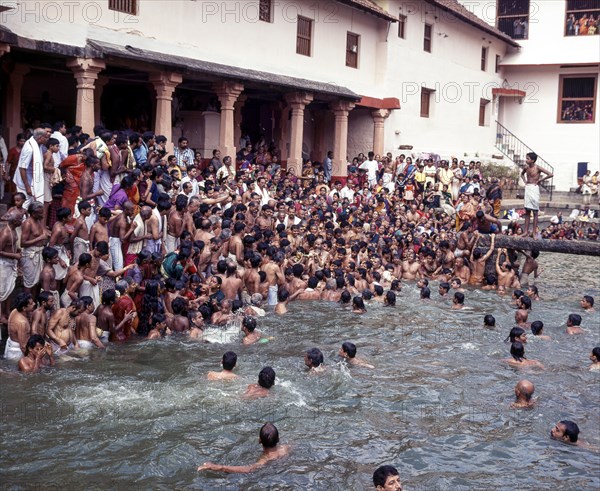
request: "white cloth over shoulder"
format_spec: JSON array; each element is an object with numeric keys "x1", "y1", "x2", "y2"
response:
[{"x1": 524, "y1": 184, "x2": 540, "y2": 211}]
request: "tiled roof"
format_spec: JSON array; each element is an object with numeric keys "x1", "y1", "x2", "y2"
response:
[
  {"x1": 426, "y1": 0, "x2": 520, "y2": 47},
  {"x1": 337, "y1": 0, "x2": 398, "y2": 22}
]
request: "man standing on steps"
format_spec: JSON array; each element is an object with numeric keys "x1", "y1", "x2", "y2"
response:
[{"x1": 521, "y1": 152, "x2": 553, "y2": 237}]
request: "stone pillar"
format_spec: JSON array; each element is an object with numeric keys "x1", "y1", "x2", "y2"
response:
[
  {"x1": 213, "y1": 81, "x2": 244, "y2": 159},
  {"x1": 0, "y1": 43, "x2": 10, "y2": 58},
  {"x1": 371, "y1": 109, "x2": 391, "y2": 157},
  {"x1": 4, "y1": 63, "x2": 30, "y2": 147},
  {"x1": 150, "y1": 71, "x2": 183, "y2": 153},
  {"x1": 329, "y1": 100, "x2": 355, "y2": 179},
  {"x1": 94, "y1": 75, "x2": 109, "y2": 130},
  {"x1": 234, "y1": 94, "x2": 247, "y2": 149},
  {"x1": 67, "y1": 58, "x2": 106, "y2": 134},
  {"x1": 284, "y1": 91, "x2": 313, "y2": 175}
]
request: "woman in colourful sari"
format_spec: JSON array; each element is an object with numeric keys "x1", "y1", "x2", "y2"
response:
[{"x1": 60, "y1": 152, "x2": 85, "y2": 214}]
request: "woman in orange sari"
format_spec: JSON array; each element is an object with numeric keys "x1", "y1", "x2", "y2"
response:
[
  {"x1": 127, "y1": 168, "x2": 142, "y2": 216},
  {"x1": 60, "y1": 153, "x2": 85, "y2": 214}
]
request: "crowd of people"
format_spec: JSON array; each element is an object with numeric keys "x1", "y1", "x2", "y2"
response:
[{"x1": 1, "y1": 121, "x2": 598, "y2": 478}]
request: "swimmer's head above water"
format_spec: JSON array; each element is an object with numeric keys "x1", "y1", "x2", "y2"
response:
[
  {"x1": 305, "y1": 348, "x2": 324, "y2": 369},
  {"x1": 373, "y1": 465, "x2": 402, "y2": 490}
]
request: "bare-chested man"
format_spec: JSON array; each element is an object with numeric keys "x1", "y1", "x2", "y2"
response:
[
  {"x1": 71, "y1": 200, "x2": 93, "y2": 265},
  {"x1": 75, "y1": 296, "x2": 105, "y2": 349},
  {"x1": 496, "y1": 248, "x2": 516, "y2": 293},
  {"x1": 221, "y1": 261, "x2": 243, "y2": 301},
  {"x1": 207, "y1": 351, "x2": 239, "y2": 380},
  {"x1": 256, "y1": 205, "x2": 274, "y2": 232},
  {"x1": 262, "y1": 251, "x2": 285, "y2": 306},
  {"x1": 109, "y1": 200, "x2": 136, "y2": 270},
  {"x1": 5, "y1": 292, "x2": 35, "y2": 359},
  {"x1": 243, "y1": 254, "x2": 262, "y2": 296},
  {"x1": 47, "y1": 300, "x2": 80, "y2": 352},
  {"x1": 18, "y1": 334, "x2": 55, "y2": 373},
  {"x1": 89, "y1": 207, "x2": 111, "y2": 249},
  {"x1": 0, "y1": 211, "x2": 22, "y2": 321},
  {"x1": 97, "y1": 289, "x2": 136, "y2": 342},
  {"x1": 166, "y1": 195, "x2": 187, "y2": 254},
  {"x1": 61, "y1": 253, "x2": 92, "y2": 308},
  {"x1": 469, "y1": 232, "x2": 495, "y2": 285},
  {"x1": 520, "y1": 152, "x2": 553, "y2": 236},
  {"x1": 401, "y1": 249, "x2": 420, "y2": 280},
  {"x1": 48, "y1": 207, "x2": 72, "y2": 282},
  {"x1": 30, "y1": 291, "x2": 55, "y2": 338},
  {"x1": 20, "y1": 202, "x2": 50, "y2": 293},
  {"x1": 228, "y1": 221, "x2": 245, "y2": 265}
]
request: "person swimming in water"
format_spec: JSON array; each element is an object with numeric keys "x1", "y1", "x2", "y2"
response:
[
  {"x1": 373, "y1": 465, "x2": 402, "y2": 491},
  {"x1": 244, "y1": 366, "x2": 275, "y2": 398},
  {"x1": 384, "y1": 291, "x2": 396, "y2": 307},
  {"x1": 581, "y1": 295, "x2": 595, "y2": 312},
  {"x1": 510, "y1": 379, "x2": 536, "y2": 409},
  {"x1": 352, "y1": 296, "x2": 367, "y2": 314},
  {"x1": 241, "y1": 316, "x2": 271, "y2": 345},
  {"x1": 339, "y1": 342, "x2": 374, "y2": 368},
  {"x1": 438, "y1": 282, "x2": 450, "y2": 297},
  {"x1": 451, "y1": 291, "x2": 465, "y2": 310},
  {"x1": 304, "y1": 347, "x2": 325, "y2": 373},
  {"x1": 420, "y1": 286, "x2": 431, "y2": 300},
  {"x1": 566, "y1": 313, "x2": 584, "y2": 335},
  {"x1": 550, "y1": 420, "x2": 580, "y2": 445},
  {"x1": 484, "y1": 314, "x2": 496, "y2": 329},
  {"x1": 207, "y1": 351, "x2": 238, "y2": 380},
  {"x1": 589, "y1": 347, "x2": 600, "y2": 371},
  {"x1": 530, "y1": 321, "x2": 551, "y2": 340},
  {"x1": 505, "y1": 326, "x2": 527, "y2": 344},
  {"x1": 198, "y1": 422, "x2": 289, "y2": 473},
  {"x1": 526, "y1": 285, "x2": 540, "y2": 301},
  {"x1": 504, "y1": 341, "x2": 544, "y2": 369}
]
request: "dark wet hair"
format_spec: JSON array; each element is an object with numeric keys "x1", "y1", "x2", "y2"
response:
[
  {"x1": 78, "y1": 252, "x2": 92, "y2": 267},
  {"x1": 14, "y1": 292, "x2": 33, "y2": 311},
  {"x1": 258, "y1": 366, "x2": 276, "y2": 389},
  {"x1": 353, "y1": 296, "x2": 366, "y2": 311},
  {"x1": 37, "y1": 291, "x2": 51, "y2": 305},
  {"x1": 510, "y1": 341, "x2": 526, "y2": 361},
  {"x1": 559, "y1": 420, "x2": 580, "y2": 443},
  {"x1": 222, "y1": 351, "x2": 237, "y2": 371},
  {"x1": 519, "y1": 295, "x2": 532, "y2": 310},
  {"x1": 42, "y1": 246, "x2": 58, "y2": 262},
  {"x1": 531, "y1": 321, "x2": 544, "y2": 335},
  {"x1": 80, "y1": 296, "x2": 93, "y2": 309},
  {"x1": 568, "y1": 314, "x2": 582, "y2": 326},
  {"x1": 484, "y1": 314, "x2": 495, "y2": 327},
  {"x1": 339, "y1": 290, "x2": 351, "y2": 304},
  {"x1": 385, "y1": 290, "x2": 396, "y2": 306},
  {"x1": 420, "y1": 286, "x2": 431, "y2": 299},
  {"x1": 506, "y1": 326, "x2": 526, "y2": 343},
  {"x1": 342, "y1": 342, "x2": 357, "y2": 358},
  {"x1": 362, "y1": 290, "x2": 373, "y2": 301},
  {"x1": 259, "y1": 422, "x2": 279, "y2": 448},
  {"x1": 592, "y1": 347, "x2": 600, "y2": 360},
  {"x1": 439, "y1": 282, "x2": 450, "y2": 292},
  {"x1": 583, "y1": 295, "x2": 594, "y2": 307},
  {"x1": 420, "y1": 278, "x2": 429, "y2": 287},
  {"x1": 25, "y1": 334, "x2": 46, "y2": 355},
  {"x1": 242, "y1": 316, "x2": 257, "y2": 333},
  {"x1": 454, "y1": 292, "x2": 465, "y2": 304},
  {"x1": 513, "y1": 289, "x2": 524, "y2": 299},
  {"x1": 101, "y1": 289, "x2": 116, "y2": 305},
  {"x1": 306, "y1": 347, "x2": 324, "y2": 367},
  {"x1": 277, "y1": 289, "x2": 289, "y2": 302},
  {"x1": 373, "y1": 465, "x2": 400, "y2": 488}
]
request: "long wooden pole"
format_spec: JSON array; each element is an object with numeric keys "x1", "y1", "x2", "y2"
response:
[{"x1": 478, "y1": 234, "x2": 600, "y2": 257}]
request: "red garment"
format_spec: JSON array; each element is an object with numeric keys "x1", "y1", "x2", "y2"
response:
[
  {"x1": 111, "y1": 295, "x2": 137, "y2": 341},
  {"x1": 5, "y1": 146, "x2": 21, "y2": 194},
  {"x1": 60, "y1": 155, "x2": 85, "y2": 214}
]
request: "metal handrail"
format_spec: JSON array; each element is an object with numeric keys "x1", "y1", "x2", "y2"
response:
[{"x1": 495, "y1": 120, "x2": 554, "y2": 200}]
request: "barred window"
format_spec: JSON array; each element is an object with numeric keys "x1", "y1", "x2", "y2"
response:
[
  {"x1": 558, "y1": 75, "x2": 597, "y2": 123},
  {"x1": 108, "y1": 0, "x2": 137, "y2": 15},
  {"x1": 297, "y1": 16, "x2": 312, "y2": 56}
]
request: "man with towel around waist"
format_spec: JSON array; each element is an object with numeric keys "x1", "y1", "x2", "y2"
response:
[
  {"x1": 0, "y1": 211, "x2": 22, "y2": 323},
  {"x1": 20, "y1": 202, "x2": 50, "y2": 295},
  {"x1": 520, "y1": 152, "x2": 554, "y2": 237},
  {"x1": 5, "y1": 293, "x2": 35, "y2": 360}
]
